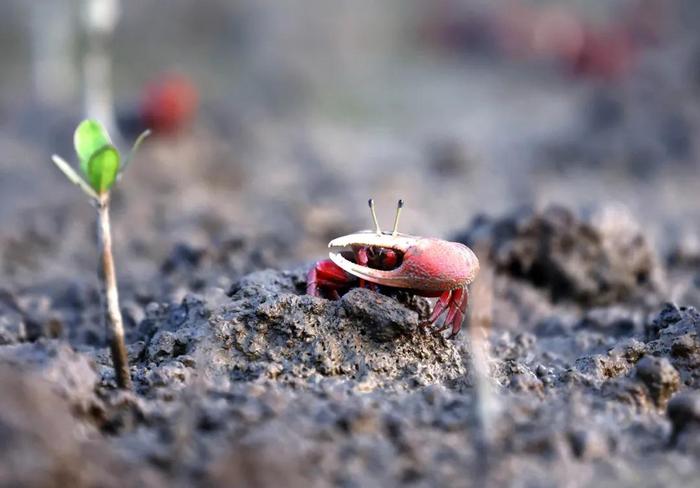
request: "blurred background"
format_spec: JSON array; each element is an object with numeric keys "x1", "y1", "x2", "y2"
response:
[{"x1": 2, "y1": 0, "x2": 700, "y2": 299}]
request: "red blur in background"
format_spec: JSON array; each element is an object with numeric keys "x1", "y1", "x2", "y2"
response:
[{"x1": 139, "y1": 74, "x2": 198, "y2": 135}]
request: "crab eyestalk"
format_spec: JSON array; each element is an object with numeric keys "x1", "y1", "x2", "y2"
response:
[
  {"x1": 368, "y1": 198, "x2": 382, "y2": 235},
  {"x1": 391, "y1": 199, "x2": 404, "y2": 236}
]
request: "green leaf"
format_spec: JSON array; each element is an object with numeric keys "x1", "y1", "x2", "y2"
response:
[
  {"x1": 87, "y1": 145, "x2": 120, "y2": 193},
  {"x1": 74, "y1": 120, "x2": 112, "y2": 174}
]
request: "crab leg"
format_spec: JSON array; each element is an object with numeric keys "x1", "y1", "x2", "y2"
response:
[
  {"x1": 443, "y1": 288, "x2": 462, "y2": 327},
  {"x1": 447, "y1": 287, "x2": 468, "y2": 339},
  {"x1": 427, "y1": 290, "x2": 452, "y2": 324},
  {"x1": 307, "y1": 260, "x2": 353, "y2": 298},
  {"x1": 431, "y1": 287, "x2": 469, "y2": 338}
]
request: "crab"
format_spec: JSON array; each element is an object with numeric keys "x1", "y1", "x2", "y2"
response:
[{"x1": 307, "y1": 199, "x2": 480, "y2": 338}]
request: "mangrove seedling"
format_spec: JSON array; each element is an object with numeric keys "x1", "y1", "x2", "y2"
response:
[{"x1": 51, "y1": 119, "x2": 149, "y2": 389}]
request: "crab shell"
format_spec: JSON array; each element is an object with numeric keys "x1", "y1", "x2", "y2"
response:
[{"x1": 328, "y1": 231, "x2": 480, "y2": 293}]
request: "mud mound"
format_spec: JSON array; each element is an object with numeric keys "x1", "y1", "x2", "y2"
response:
[
  {"x1": 457, "y1": 204, "x2": 663, "y2": 306},
  {"x1": 135, "y1": 269, "x2": 466, "y2": 393}
]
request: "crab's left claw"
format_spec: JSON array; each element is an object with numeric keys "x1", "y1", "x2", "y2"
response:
[{"x1": 328, "y1": 232, "x2": 479, "y2": 292}]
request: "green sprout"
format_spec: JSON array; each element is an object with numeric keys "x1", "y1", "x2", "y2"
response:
[{"x1": 51, "y1": 120, "x2": 150, "y2": 389}]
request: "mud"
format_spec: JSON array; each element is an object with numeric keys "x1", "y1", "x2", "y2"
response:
[
  {"x1": 4, "y1": 2, "x2": 700, "y2": 486},
  {"x1": 2, "y1": 202, "x2": 700, "y2": 486}
]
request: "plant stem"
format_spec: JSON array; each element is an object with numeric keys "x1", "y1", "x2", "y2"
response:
[
  {"x1": 96, "y1": 195, "x2": 131, "y2": 389},
  {"x1": 82, "y1": 0, "x2": 119, "y2": 136}
]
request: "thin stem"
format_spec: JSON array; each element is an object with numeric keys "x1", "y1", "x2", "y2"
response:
[{"x1": 96, "y1": 195, "x2": 131, "y2": 389}]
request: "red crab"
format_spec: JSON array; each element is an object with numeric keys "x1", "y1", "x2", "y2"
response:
[
  {"x1": 118, "y1": 73, "x2": 198, "y2": 138},
  {"x1": 307, "y1": 199, "x2": 480, "y2": 338},
  {"x1": 140, "y1": 74, "x2": 198, "y2": 134}
]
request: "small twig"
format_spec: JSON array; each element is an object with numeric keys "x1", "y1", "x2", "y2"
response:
[{"x1": 96, "y1": 194, "x2": 131, "y2": 389}]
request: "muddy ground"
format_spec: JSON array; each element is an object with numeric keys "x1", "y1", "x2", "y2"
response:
[
  {"x1": 8, "y1": 194, "x2": 700, "y2": 488},
  {"x1": 4, "y1": 2, "x2": 700, "y2": 487}
]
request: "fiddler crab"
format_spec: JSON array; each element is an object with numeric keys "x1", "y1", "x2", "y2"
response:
[{"x1": 307, "y1": 199, "x2": 480, "y2": 338}]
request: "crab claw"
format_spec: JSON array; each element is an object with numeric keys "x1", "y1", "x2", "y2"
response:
[{"x1": 328, "y1": 232, "x2": 479, "y2": 292}]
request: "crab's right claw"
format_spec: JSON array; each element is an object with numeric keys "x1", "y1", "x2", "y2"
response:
[{"x1": 328, "y1": 233, "x2": 479, "y2": 292}]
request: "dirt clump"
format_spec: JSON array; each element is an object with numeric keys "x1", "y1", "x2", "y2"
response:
[
  {"x1": 457, "y1": 204, "x2": 663, "y2": 306},
  {"x1": 668, "y1": 391, "x2": 700, "y2": 449},
  {"x1": 634, "y1": 356, "x2": 681, "y2": 408},
  {"x1": 645, "y1": 303, "x2": 700, "y2": 386},
  {"x1": 0, "y1": 365, "x2": 164, "y2": 487}
]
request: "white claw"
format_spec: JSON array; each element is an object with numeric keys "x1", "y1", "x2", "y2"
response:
[
  {"x1": 328, "y1": 249, "x2": 413, "y2": 288},
  {"x1": 328, "y1": 231, "x2": 417, "y2": 252}
]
